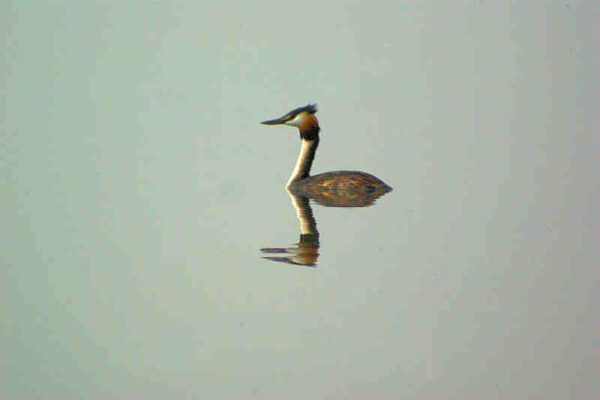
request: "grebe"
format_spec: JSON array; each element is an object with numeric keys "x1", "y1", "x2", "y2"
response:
[{"x1": 261, "y1": 104, "x2": 392, "y2": 198}]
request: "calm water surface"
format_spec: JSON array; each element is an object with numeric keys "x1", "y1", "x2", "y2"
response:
[{"x1": 1, "y1": 2, "x2": 598, "y2": 399}]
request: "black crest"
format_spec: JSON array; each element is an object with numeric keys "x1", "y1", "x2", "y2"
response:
[{"x1": 285, "y1": 103, "x2": 317, "y2": 119}]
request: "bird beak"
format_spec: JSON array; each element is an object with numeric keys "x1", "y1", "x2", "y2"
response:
[{"x1": 261, "y1": 115, "x2": 289, "y2": 125}]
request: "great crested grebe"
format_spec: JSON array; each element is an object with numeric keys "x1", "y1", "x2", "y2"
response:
[{"x1": 261, "y1": 104, "x2": 392, "y2": 198}]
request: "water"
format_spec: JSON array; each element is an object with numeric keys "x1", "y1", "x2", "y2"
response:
[{"x1": 1, "y1": 2, "x2": 598, "y2": 399}]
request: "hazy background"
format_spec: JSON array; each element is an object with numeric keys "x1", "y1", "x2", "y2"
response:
[{"x1": 1, "y1": 1, "x2": 598, "y2": 399}]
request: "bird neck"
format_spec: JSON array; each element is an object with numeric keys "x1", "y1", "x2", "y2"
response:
[{"x1": 287, "y1": 137, "x2": 319, "y2": 187}]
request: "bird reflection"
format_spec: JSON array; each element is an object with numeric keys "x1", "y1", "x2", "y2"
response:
[
  {"x1": 260, "y1": 187, "x2": 391, "y2": 267},
  {"x1": 261, "y1": 192, "x2": 319, "y2": 267}
]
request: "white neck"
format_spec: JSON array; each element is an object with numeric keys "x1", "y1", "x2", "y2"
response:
[{"x1": 286, "y1": 138, "x2": 319, "y2": 188}]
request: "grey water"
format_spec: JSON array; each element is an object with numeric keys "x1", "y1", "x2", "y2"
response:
[{"x1": 1, "y1": 2, "x2": 598, "y2": 399}]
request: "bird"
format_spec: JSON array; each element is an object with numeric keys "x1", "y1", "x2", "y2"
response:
[{"x1": 261, "y1": 104, "x2": 392, "y2": 201}]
